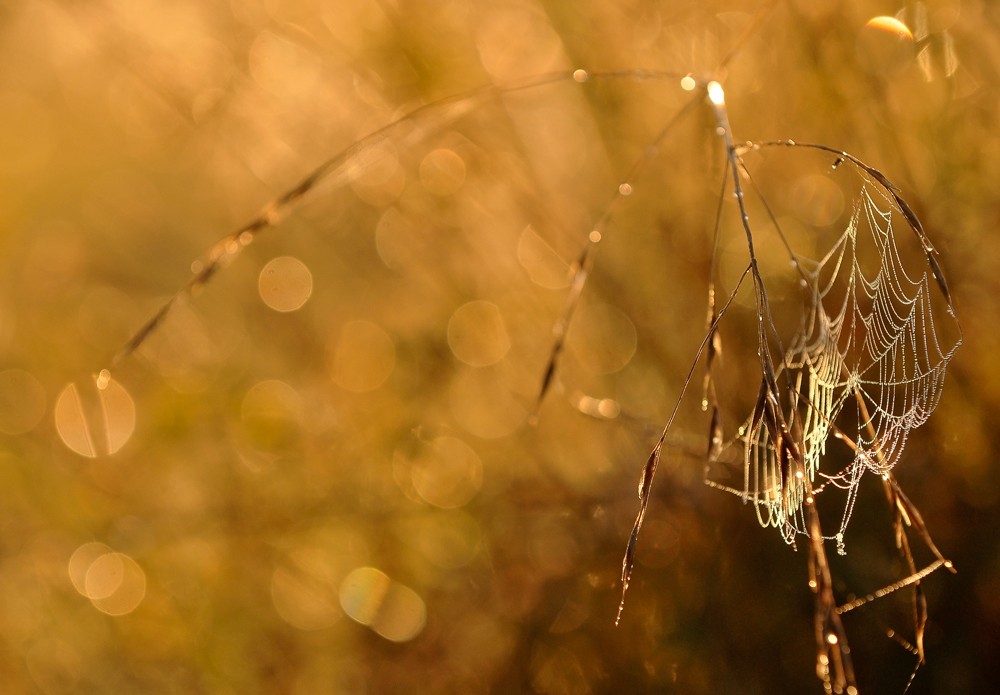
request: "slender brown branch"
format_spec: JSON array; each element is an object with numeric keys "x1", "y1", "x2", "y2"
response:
[
  {"x1": 616, "y1": 261, "x2": 753, "y2": 625},
  {"x1": 108, "y1": 68, "x2": 688, "y2": 373},
  {"x1": 532, "y1": 94, "x2": 702, "y2": 416}
]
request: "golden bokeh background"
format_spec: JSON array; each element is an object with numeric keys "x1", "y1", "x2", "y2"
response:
[{"x1": 0, "y1": 0, "x2": 997, "y2": 693}]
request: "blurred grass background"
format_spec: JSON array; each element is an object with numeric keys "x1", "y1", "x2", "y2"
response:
[{"x1": 0, "y1": 0, "x2": 998, "y2": 693}]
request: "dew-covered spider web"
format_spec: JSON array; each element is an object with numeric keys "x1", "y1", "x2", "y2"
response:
[
  {"x1": 706, "y1": 160, "x2": 962, "y2": 555},
  {"x1": 603, "y1": 94, "x2": 962, "y2": 692}
]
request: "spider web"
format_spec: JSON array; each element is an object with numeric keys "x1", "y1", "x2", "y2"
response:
[{"x1": 716, "y1": 166, "x2": 961, "y2": 552}]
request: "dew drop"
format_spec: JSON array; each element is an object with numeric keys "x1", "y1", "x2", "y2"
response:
[
  {"x1": 69, "y1": 543, "x2": 113, "y2": 596},
  {"x1": 259, "y1": 256, "x2": 313, "y2": 312},
  {"x1": 410, "y1": 436, "x2": 483, "y2": 508},
  {"x1": 54, "y1": 375, "x2": 136, "y2": 457},
  {"x1": 858, "y1": 17, "x2": 915, "y2": 77},
  {"x1": 447, "y1": 301, "x2": 510, "y2": 367},
  {"x1": 89, "y1": 554, "x2": 145, "y2": 615},
  {"x1": 340, "y1": 567, "x2": 391, "y2": 625},
  {"x1": 371, "y1": 583, "x2": 426, "y2": 642},
  {"x1": 597, "y1": 398, "x2": 620, "y2": 419},
  {"x1": 707, "y1": 81, "x2": 725, "y2": 105},
  {"x1": 85, "y1": 552, "x2": 124, "y2": 600}
]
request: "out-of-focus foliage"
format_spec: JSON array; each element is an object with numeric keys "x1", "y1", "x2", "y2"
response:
[{"x1": 0, "y1": 0, "x2": 997, "y2": 693}]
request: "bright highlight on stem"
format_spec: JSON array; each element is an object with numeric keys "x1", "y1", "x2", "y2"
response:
[{"x1": 707, "y1": 81, "x2": 725, "y2": 105}]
